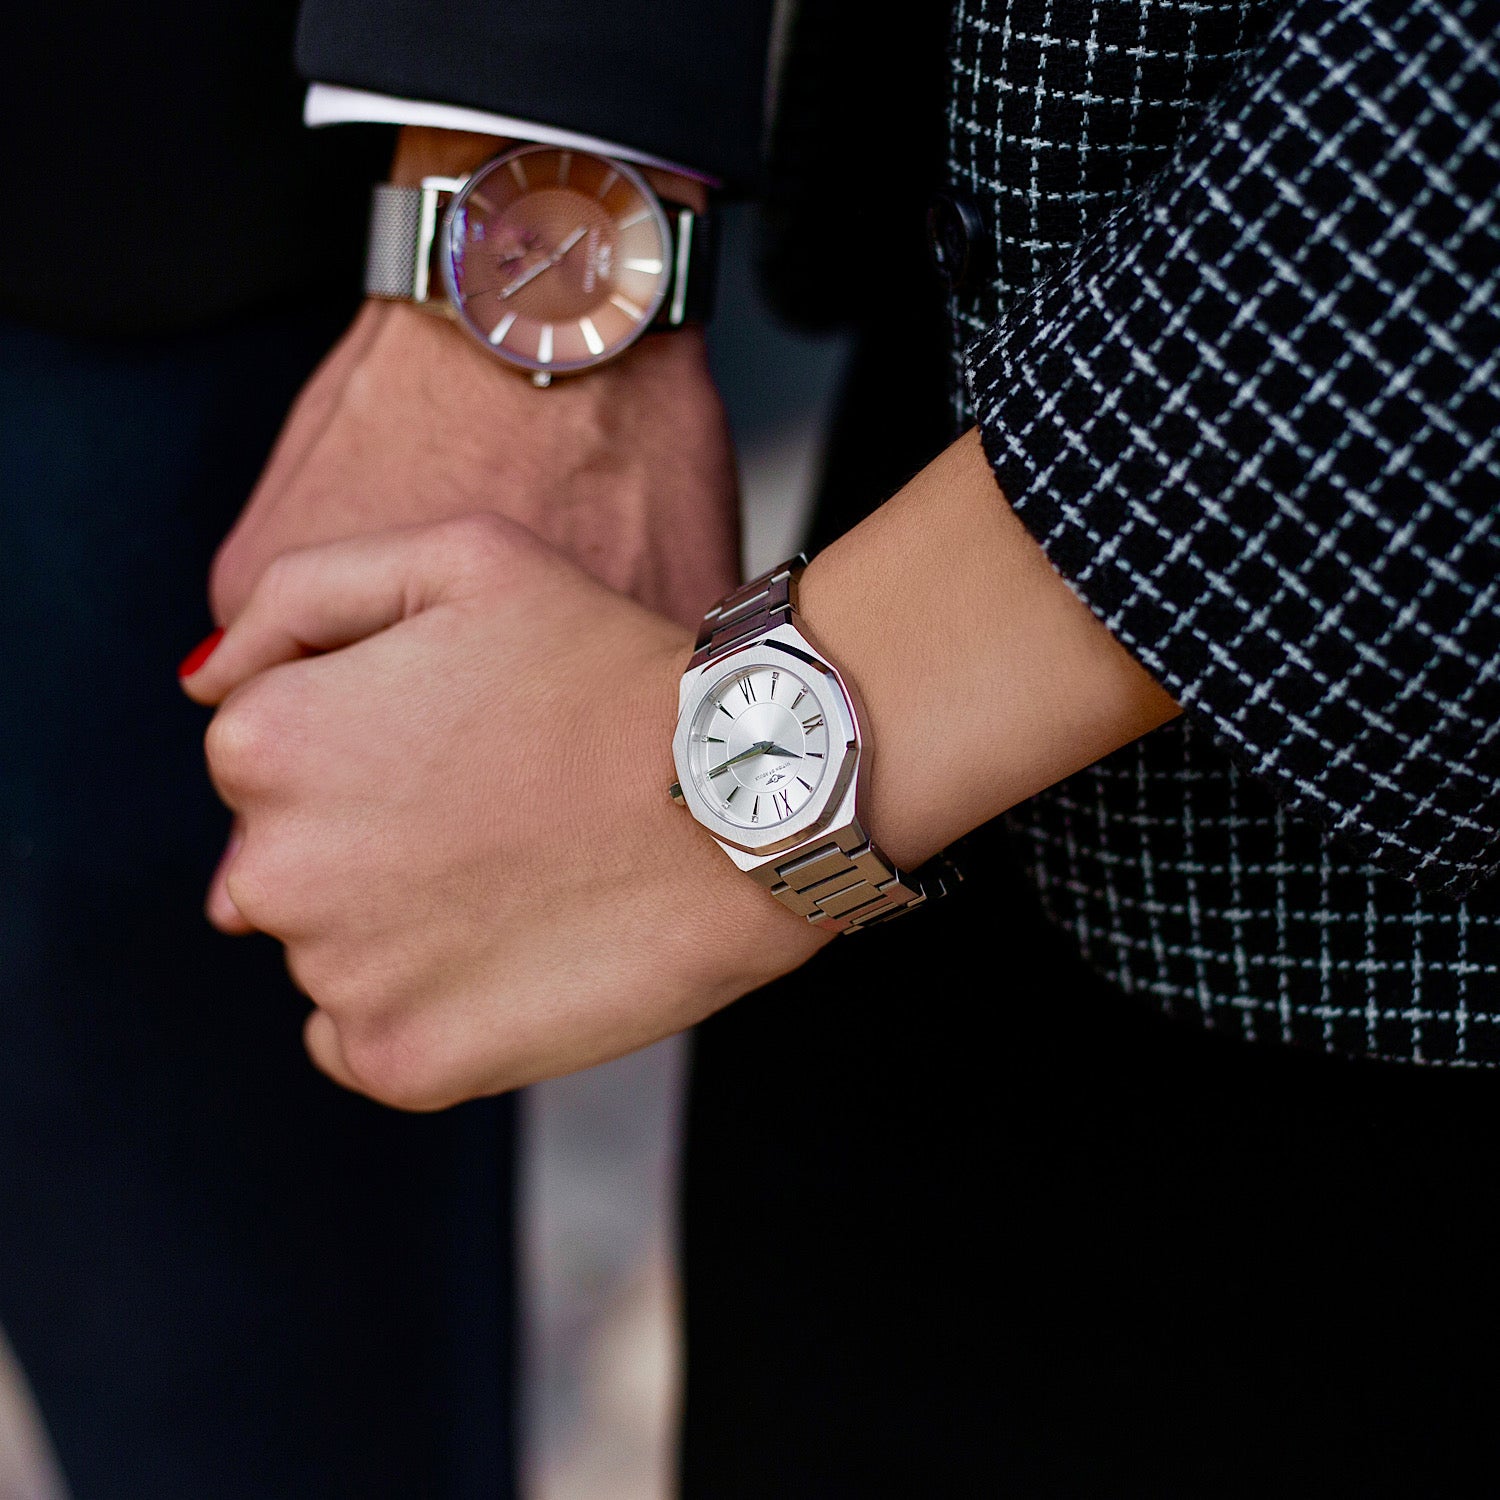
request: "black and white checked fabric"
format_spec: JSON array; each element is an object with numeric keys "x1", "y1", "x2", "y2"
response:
[{"x1": 948, "y1": 0, "x2": 1500, "y2": 1062}]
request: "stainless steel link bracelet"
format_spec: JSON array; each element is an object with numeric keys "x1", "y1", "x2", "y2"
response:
[
  {"x1": 689, "y1": 558, "x2": 802, "y2": 669},
  {"x1": 762, "y1": 828, "x2": 961, "y2": 934}
]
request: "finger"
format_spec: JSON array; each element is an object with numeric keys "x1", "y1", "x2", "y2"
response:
[
  {"x1": 303, "y1": 1009, "x2": 364, "y2": 1095},
  {"x1": 180, "y1": 514, "x2": 525, "y2": 705},
  {"x1": 205, "y1": 818, "x2": 256, "y2": 935}
]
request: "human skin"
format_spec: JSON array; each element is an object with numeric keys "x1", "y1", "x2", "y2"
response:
[
  {"x1": 209, "y1": 128, "x2": 725, "y2": 629},
  {"x1": 203, "y1": 127, "x2": 736, "y2": 927},
  {"x1": 181, "y1": 430, "x2": 1178, "y2": 1110}
]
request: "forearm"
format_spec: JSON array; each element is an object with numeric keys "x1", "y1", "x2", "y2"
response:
[
  {"x1": 798, "y1": 428, "x2": 1180, "y2": 870},
  {"x1": 388, "y1": 126, "x2": 709, "y2": 210}
]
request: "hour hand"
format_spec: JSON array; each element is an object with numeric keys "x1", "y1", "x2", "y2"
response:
[{"x1": 763, "y1": 743, "x2": 802, "y2": 760}]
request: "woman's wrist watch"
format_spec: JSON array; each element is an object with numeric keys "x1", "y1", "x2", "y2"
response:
[
  {"x1": 364, "y1": 142, "x2": 714, "y2": 385},
  {"x1": 669, "y1": 558, "x2": 960, "y2": 933}
]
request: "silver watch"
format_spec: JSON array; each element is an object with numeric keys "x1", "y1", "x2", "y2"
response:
[
  {"x1": 364, "y1": 143, "x2": 713, "y2": 387},
  {"x1": 669, "y1": 557, "x2": 959, "y2": 934}
]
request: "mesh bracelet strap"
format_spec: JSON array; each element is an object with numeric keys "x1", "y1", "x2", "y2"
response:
[
  {"x1": 364, "y1": 181, "x2": 450, "y2": 302},
  {"x1": 691, "y1": 557, "x2": 959, "y2": 934}
]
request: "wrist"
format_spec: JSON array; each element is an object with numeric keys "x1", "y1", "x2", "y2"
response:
[
  {"x1": 388, "y1": 125, "x2": 709, "y2": 212},
  {"x1": 797, "y1": 430, "x2": 1180, "y2": 872},
  {"x1": 389, "y1": 126, "x2": 508, "y2": 185}
]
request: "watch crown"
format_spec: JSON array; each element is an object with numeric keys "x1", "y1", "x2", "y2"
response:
[{"x1": 668, "y1": 781, "x2": 686, "y2": 805}]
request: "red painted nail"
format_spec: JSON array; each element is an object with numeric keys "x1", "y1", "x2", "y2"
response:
[{"x1": 178, "y1": 628, "x2": 225, "y2": 678}]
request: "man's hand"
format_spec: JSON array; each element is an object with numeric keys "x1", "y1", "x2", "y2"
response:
[
  {"x1": 208, "y1": 302, "x2": 741, "y2": 632},
  {"x1": 209, "y1": 126, "x2": 738, "y2": 634},
  {"x1": 184, "y1": 517, "x2": 826, "y2": 1110}
]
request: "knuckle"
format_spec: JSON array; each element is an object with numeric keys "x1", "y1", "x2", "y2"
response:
[
  {"x1": 256, "y1": 550, "x2": 305, "y2": 615},
  {"x1": 436, "y1": 512, "x2": 521, "y2": 581},
  {"x1": 204, "y1": 675, "x2": 301, "y2": 792},
  {"x1": 221, "y1": 856, "x2": 275, "y2": 932},
  {"x1": 284, "y1": 941, "x2": 341, "y2": 1008},
  {"x1": 204, "y1": 699, "x2": 270, "y2": 794},
  {"x1": 339, "y1": 1021, "x2": 453, "y2": 1113},
  {"x1": 223, "y1": 828, "x2": 310, "y2": 936}
]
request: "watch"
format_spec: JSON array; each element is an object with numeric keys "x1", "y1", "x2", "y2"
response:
[
  {"x1": 364, "y1": 143, "x2": 713, "y2": 386},
  {"x1": 669, "y1": 558, "x2": 959, "y2": 934}
]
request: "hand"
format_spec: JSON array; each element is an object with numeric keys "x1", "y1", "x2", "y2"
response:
[
  {"x1": 200, "y1": 130, "x2": 738, "y2": 928},
  {"x1": 202, "y1": 290, "x2": 739, "y2": 928},
  {"x1": 183, "y1": 517, "x2": 827, "y2": 1110},
  {"x1": 208, "y1": 301, "x2": 741, "y2": 633}
]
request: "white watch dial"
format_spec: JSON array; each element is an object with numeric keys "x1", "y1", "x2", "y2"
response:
[{"x1": 686, "y1": 665, "x2": 832, "y2": 829}]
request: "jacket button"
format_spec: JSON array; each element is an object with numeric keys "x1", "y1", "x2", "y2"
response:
[{"x1": 926, "y1": 188, "x2": 989, "y2": 292}]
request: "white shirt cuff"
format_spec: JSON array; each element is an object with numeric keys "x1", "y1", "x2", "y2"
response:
[{"x1": 303, "y1": 83, "x2": 720, "y2": 187}]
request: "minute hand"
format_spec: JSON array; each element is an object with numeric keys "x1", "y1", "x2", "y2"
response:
[
  {"x1": 499, "y1": 225, "x2": 588, "y2": 298},
  {"x1": 707, "y1": 741, "x2": 774, "y2": 779}
]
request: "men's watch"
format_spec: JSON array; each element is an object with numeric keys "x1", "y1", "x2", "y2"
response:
[
  {"x1": 364, "y1": 143, "x2": 713, "y2": 386},
  {"x1": 669, "y1": 558, "x2": 959, "y2": 934}
]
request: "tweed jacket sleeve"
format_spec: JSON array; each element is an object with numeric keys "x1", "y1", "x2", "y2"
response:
[{"x1": 967, "y1": 0, "x2": 1500, "y2": 900}]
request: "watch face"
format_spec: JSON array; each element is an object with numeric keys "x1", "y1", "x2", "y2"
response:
[
  {"x1": 442, "y1": 146, "x2": 673, "y2": 377},
  {"x1": 684, "y1": 662, "x2": 837, "y2": 834}
]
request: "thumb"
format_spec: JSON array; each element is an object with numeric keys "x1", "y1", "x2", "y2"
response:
[{"x1": 179, "y1": 517, "x2": 515, "y2": 705}]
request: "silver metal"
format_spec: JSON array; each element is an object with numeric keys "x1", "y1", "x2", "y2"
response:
[
  {"x1": 364, "y1": 183, "x2": 424, "y2": 300},
  {"x1": 668, "y1": 210, "x2": 694, "y2": 327},
  {"x1": 363, "y1": 178, "x2": 463, "y2": 304},
  {"x1": 671, "y1": 557, "x2": 958, "y2": 934},
  {"x1": 672, "y1": 631, "x2": 859, "y2": 860},
  {"x1": 687, "y1": 557, "x2": 803, "y2": 668}
]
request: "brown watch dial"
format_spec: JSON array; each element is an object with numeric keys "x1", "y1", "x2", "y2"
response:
[{"x1": 441, "y1": 145, "x2": 673, "y2": 379}]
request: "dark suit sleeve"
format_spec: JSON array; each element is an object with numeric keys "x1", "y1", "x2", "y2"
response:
[
  {"x1": 294, "y1": 0, "x2": 777, "y2": 187},
  {"x1": 967, "y1": 0, "x2": 1500, "y2": 898}
]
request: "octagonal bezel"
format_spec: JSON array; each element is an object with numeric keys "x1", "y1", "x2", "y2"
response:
[{"x1": 673, "y1": 628, "x2": 862, "y2": 859}]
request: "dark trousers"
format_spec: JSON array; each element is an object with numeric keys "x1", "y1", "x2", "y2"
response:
[
  {"x1": 0, "y1": 312, "x2": 515, "y2": 1498},
  {"x1": 680, "y1": 820, "x2": 1500, "y2": 1497}
]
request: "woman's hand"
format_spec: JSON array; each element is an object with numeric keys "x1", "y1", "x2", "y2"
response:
[{"x1": 183, "y1": 517, "x2": 826, "y2": 1110}]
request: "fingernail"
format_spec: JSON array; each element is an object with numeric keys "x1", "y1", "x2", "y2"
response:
[{"x1": 178, "y1": 628, "x2": 225, "y2": 678}]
